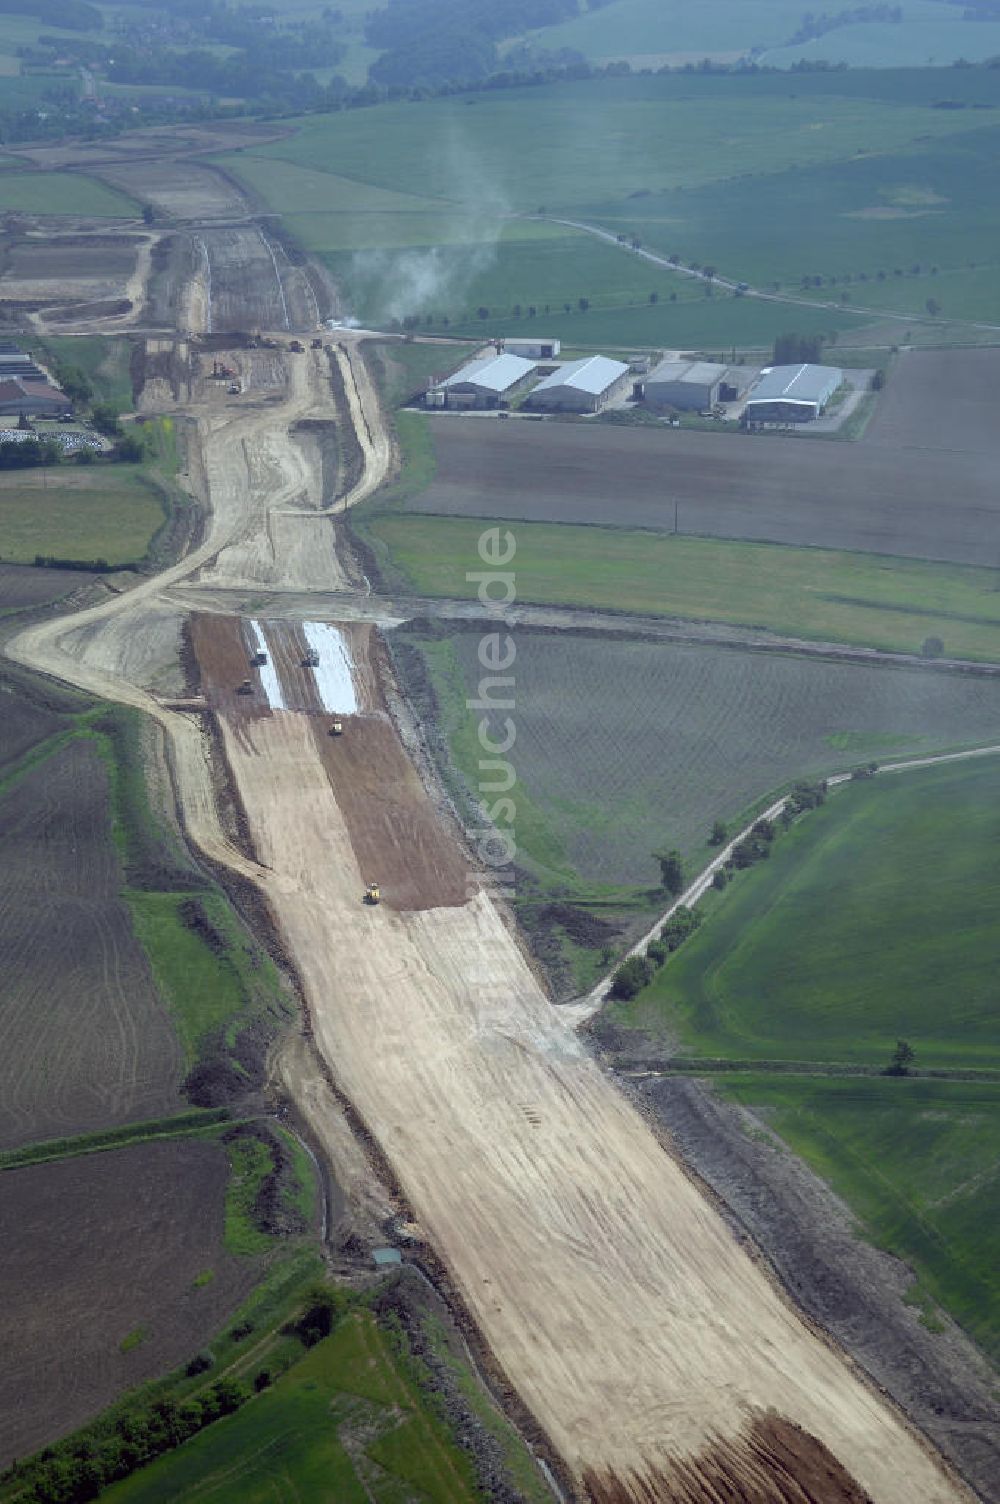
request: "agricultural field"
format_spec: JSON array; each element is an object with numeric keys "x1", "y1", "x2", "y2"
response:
[
  {"x1": 372, "y1": 515, "x2": 1000, "y2": 664},
  {"x1": 610, "y1": 757, "x2": 1000, "y2": 1068},
  {"x1": 514, "y1": 0, "x2": 1000, "y2": 70},
  {"x1": 0, "y1": 171, "x2": 137, "y2": 216},
  {"x1": 216, "y1": 69, "x2": 1000, "y2": 336},
  {"x1": 602, "y1": 756, "x2": 1000, "y2": 1362},
  {"x1": 384, "y1": 346, "x2": 1000, "y2": 569},
  {"x1": 402, "y1": 625, "x2": 1000, "y2": 889},
  {"x1": 0, "y1": 467, "x2": 167, "y2": 568},
  {"x1": 100, "y1": 1308, "x2": 482, "y2": 1504},
  {"x1": 713, "y1": 1074, "x2": 1000, "y2": 1364},
  {"x1": 0, "y1": 733, "x2": 185, "y2": 1149},
  {"x1": 0, "y1": 1137, "x2": 264, "y2": 1467},
  {"x1": 586, "y1": 124, "x2": 1000, "y2": 323},
  {"x1": 0, "y1": 560, "x2": 91, "y2": 615}
]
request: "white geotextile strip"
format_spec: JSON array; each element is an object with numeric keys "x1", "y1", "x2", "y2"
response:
[
  {"x1": 301, "y1": 622, "x2": 358, "y2": 714},
  {"x1": 248, "y1": 620, "x2": 286, "y2": 710}
]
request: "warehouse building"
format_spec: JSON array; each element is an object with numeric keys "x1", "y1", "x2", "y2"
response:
[
  {"x1": 0, "y1": 377, "x2": 71, "y2": 418},
  {"x1": 527, "y1": 355, "x2": 630, "y2": 414},
  {"x1": 743, "y1": 363, "x2": 842, "y2": 423},
  {"x1": 501, "y1": 337, "x2": 561, "y2": 360},
  {"x1": 643, "y1": 358, "x2": 730, "y2": 412},
  {"x1": 428, "y1": 352, "x2": 535, "y2": 410}
]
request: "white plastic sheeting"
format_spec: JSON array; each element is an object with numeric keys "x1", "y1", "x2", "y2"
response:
[
  {"x1": 301, "y1": 622, "x2": 358, "y2": 714},
  {"x1": 248, "y1": 620, "x2": 286, "y2": 710}
]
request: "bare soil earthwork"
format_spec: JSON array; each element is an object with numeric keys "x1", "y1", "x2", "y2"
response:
[
  {"x1": 0, "y1": 736, "x2": 183, "y2": 1149},
  {"x1": 405, "y1": 349, "x2": 1000, "y2": 567},
  {"x1": 312, "y1": 715, "x2": 470, "y2": 912},
  {"x1": 188, "y1": 613, "x2": 270, "y2": 724},
  {"x1": 0, "y1": 1138, "x2": 260, "y2": 1467}
]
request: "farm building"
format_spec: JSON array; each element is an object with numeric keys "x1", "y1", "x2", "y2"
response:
[
  {"x1": 0, "y1": 378, "x2": 71, "y2": 418},
  {"x1": 743, "y1": 364, "x2": 842, "y2": 423},
  {"x1": 501, "y1": 337, "x2": 561, "y2": 360},
  {"x1": 527, "y1": 355, "x2": 630, "y2": 414},
  {"x1": 643, "y1": 358, "x2": 730, "y2": 412},
  {"x1": 429, "y1": 352, "x2": 536, "y2": 410}
]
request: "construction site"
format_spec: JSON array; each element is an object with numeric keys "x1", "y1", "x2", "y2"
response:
[{"x1": 2, "y1": 127, "x2": 991, "y2": 1504}]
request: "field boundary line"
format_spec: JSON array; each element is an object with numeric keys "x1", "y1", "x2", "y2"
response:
[{"x1": 565, "y1": 740, "x2": 1000, "y2": 1028}]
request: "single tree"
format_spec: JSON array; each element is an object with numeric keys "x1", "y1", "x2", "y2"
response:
[
  {"x1": 649, "y1": 290, "x2": 659, "y2": 304},
  {"x1": 653, "y1": 848, "x2": 684, "y2": 895},
  {"x1": 709, "y1": 819, "x2": 727, "y2": 846},
  {"x1": 883, "y1": 1039, "x2": 915, "y2": 1077},
  {"x1": 925, "y1": 297, "x2": 941, "y2": 317},
  {"x1": 578, "y1": 297, "x2": 590, "y2": 312}
]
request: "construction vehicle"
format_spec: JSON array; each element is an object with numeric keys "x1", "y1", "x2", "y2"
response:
[
  {"x1": 211, "y1": 359, "x2": 236, "y2": 380},
  {"x1": 311, "y1": 337, "x2": 323, "y2": 349},
  {"x1": 289, "y1": 339, "x2": 304, "y2": 354},
  {"x1": 249, "y1": 649, "x2": 267, "y2": 667},
  {"x1": 302, "y1": 647, "x2": 320, "y2": 668},
  {"x1": 364, "y1": 881, "x2": 381, "y2": 906},
  {"x1": 236, "y1": 678, "x2": 254, "y2": 695},
  {"x1": 329, "y1": 720, "x2": 343, "y2": 737},
  {"x1": 228, "y1": 381, "x2": 241, "y2": 395}
]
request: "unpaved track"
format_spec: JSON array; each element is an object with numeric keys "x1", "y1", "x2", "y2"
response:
[{"x1": 4, "y1": 313, "x2": 974, "y2": 1497}]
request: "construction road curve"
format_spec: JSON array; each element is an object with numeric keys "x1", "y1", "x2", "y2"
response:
[{"x1": 7, "y1": 297, "x2": 978, "y2": 1502}]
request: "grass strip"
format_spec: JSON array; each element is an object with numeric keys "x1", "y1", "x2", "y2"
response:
[
  {"x1": 371, "y1": 514, "x2": 1000, "y2": 663},
  {"x1": 0, "y1": 1109, "x2": 231, "y2": 1172}
]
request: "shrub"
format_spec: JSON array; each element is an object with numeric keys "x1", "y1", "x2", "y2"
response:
[
  {"x1": 185, "y1": 1350, "x2": 214, "y2": 1377},
  {"x1": 608, "y1": 955, "x2": 654, "y2": 1000}
]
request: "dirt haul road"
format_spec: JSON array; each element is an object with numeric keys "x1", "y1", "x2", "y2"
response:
[{"x1": 7, "y1": 335, "x2": 972, "y2": 1504}]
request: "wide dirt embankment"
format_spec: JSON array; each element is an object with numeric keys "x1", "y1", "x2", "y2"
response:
[{"x1": 190, "y1": 613, "x2": 970, "y2": 1504}]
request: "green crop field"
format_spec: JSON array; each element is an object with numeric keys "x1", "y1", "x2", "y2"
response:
[
  {"x1": 102, "y1": 1310, "x2": 481, "y2": 1504},
  {"x1": 216, "y1": 70, "x2": 1000, "y2": 338},
  {"x1": 518, "y1": 0, "x2": 1000, "y2": 69},
  {"x1": 0, "y1": 171, "x2": 137, "y2": 216},
  {"x1": 401, "y1": 626, "x2": 1000, "y2": 891},
  {"x1": 369, "y1": 516, "x2": 1000, "y2": 664},
  {"x1": 0, "y1": 468, "x2": 165, "y2": 567},
  {"x1": 613, "y1": 757, "x2": 1000, "y2": 1070},
  {"x1": 716, "y1": 1074, "x2": 1000, "y2": 1362}
]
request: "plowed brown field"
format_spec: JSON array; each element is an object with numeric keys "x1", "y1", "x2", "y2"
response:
[
  {"x1": 0, "y1": 738, "x2": 183, "y2": 1149},
  {"x1": 0, "y1": 1138, "x2": 259, "y2": 1467}
]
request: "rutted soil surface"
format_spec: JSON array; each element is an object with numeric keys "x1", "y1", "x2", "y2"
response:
[
  {"x1": 0, "y1": 737, "x2": 183, "y2": 1150},
  {"x1": 638, "y1": 1076, "x2": 1000, "y2": 1504},
  {"x1": 0, "y1": 1138, "x2": 260, "y2": 1467}
]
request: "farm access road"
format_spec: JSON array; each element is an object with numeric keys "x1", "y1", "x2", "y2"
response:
[{"x1": 3, "y1": 222, "x2": 977, "y2": 1504}]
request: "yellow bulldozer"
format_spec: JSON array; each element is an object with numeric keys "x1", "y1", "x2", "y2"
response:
[{"x1": 364, "y1": 881, "x2": 381, "y2": 906}]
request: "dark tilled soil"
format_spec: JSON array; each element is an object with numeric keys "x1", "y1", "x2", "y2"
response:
[
  {"x1": 0, "y1": 738, "x2": 184, "y2": 1149},
  {"x1": 408, "y1": 347, "x2": 1000, "y2": 566},
  {"x1": 638, "y1": 1076, "x2": 1000, "y2": 1504},
  {"x1": 0, "y1": 1138, "x2": 261, "y2": 1466},
  {"x1": 585, "y1": 1413, "x2": 875, "y2": 1504},
  {"x1": 189, "y1": 612, "x2": 270, "y2": 724},
  {"x1": 0, "y1": 562, "x2": 92, "y2": 612}
]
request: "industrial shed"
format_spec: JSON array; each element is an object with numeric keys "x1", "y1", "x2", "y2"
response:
[
  {"x1": 743, "y1": 363, "x2": 842, "y2": 423},
  {"x1": 502, "y1": 337, "x2": 561, "y2": 360},
  {"x1": 643, "y1": 359, "x2": 729, "y2": 412},
  {"x1": 527, "y1": 355, "x2": 629, "y2": 414},
  {"x1": 430, "y1": 352, "x2": 535, "y2": 410},
  {"x1": 0, "y1": 378, "x2": 71, "y2": 418}
]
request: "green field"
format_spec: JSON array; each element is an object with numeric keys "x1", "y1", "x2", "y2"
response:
[
  {"x1": 34, "y1": 334, "x2": 136, "y2": 411},
  {"x1": 217, "y1": 71, "x2": 1000, "y2": 338},
  {"x1": 0, "y1": 171, "x2": 137, "y2": 216},
  {"x1": 716, "y1": 1074, "x2": 1000, "y2": 1361},
  {"x1": 369, "y1": 515, "x2": 1000, "y2": 664},
  {"x1": 0, "y1": 467, "x2": 165, "y2": 567},
  {"x1": 613, "y1": 758, "x2": 1000, "y2": 1070},
  {"x1": 101, "y1": 1310, "x2": 481, "y2": 1504}
]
